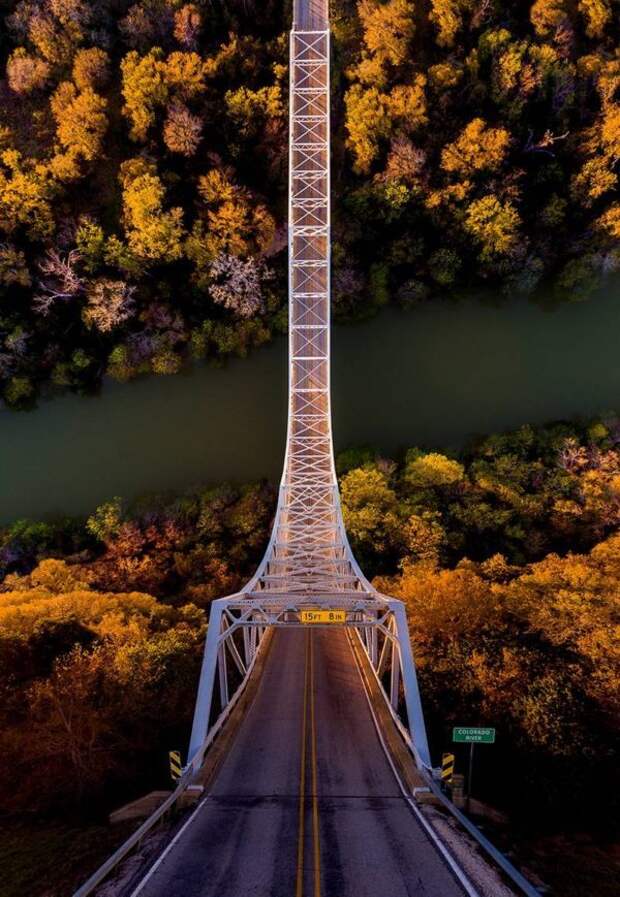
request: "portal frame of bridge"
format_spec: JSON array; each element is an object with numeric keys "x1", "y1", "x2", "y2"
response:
[{"x1": 188, "y1": 594, "x2": 432, "y2": 775}]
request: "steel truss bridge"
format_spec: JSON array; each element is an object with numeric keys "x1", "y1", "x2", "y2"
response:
[
  {"x1": 74, "y1": 2, "x2": 541, "y2": 896},
  {"x1": 189, "y1": 0, "x2": 431, "y2": 778}
]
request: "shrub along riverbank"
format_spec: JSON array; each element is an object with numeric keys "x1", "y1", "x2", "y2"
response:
[{"x1": 1, "y1": 416, "x2": 618, "y2": 894}]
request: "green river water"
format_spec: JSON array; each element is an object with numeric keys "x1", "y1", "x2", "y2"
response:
[{"x1": 1, "y1": 276, "x2": 619, "y2": 523}]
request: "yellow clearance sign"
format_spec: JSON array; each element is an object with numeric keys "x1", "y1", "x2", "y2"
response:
[{"x1": 300, "y1": 609, "x2": 346, "y2": 624}]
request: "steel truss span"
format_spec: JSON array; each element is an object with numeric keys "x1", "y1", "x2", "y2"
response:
[{"x1": 187, "y1": 0, "x2": 432, "y2": 777}]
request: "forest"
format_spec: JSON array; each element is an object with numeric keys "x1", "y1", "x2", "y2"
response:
[
  {"x1": 0, "y1": 0, "x2": 619, "y2": 406},
  {"x1": 0, "y1": 416, "x2": 618, "y2": 894}
]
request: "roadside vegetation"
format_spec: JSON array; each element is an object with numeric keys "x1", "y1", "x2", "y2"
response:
[
  {"x1": 0, "y1": 0, "x2": 618, "y2": 407},
  {"x1": 0, "y1": 415, "x2": 618, "y2": 894}
]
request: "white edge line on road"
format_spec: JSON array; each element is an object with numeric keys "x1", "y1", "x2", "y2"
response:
[
  {"x1": 128, "y1": 797, "x2": 210, "y2": 897},
  {"x1": 347, "y1": 631, "x2": 482, "y2": 897},
  {"x1": 126, "y1": 630, "x2": 277, "y2": 897}
]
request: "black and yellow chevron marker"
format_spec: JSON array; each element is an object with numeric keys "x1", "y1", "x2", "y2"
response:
[
  {"x1": 441, "y1": 752, "x2": 455, "y2": 784},
  {"x1": 169, "y1": 750, "x2": 182, "y2": 781}
]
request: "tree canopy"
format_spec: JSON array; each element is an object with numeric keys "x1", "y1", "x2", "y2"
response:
[{"x1": 0, "y1": 0, "x2": 617, "y2": 406}]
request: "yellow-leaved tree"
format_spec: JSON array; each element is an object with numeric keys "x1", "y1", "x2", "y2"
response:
[
  {"x1": 441, "y1": 118, "x2": 511, "y2": 177},
  {"x1": 120, "y1": 158, "x2": 185, "y2": 263}
]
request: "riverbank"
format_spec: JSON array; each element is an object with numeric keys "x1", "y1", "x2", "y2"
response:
[
  {"x1": 1, "y1": 417, "x2": 618, "y2": 895},
  {"x1": 2, "y1": 276, "x2": 620, "y2": 522}
]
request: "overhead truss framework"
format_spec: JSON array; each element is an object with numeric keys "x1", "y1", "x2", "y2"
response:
[{"x1": 188, "y1": 3, "x2": 433, "y2": 777}]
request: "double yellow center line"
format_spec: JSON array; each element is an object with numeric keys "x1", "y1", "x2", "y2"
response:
[{"x1": 296, "y1": 630, "x2": 321, "y2": 897}]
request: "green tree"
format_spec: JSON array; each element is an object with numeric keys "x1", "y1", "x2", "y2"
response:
[
  {"x1": 86, "y1": 497, "x2": 123, "y2": 542},
  {"x1": 340, "y1": 464, "x2": 402, "y2": 558},
  {"x1": 464, "y1": 194, "x2": 522, "y2": 261},
  {"x1": 404, "y1": 450, "x2": 465, "y2": 490}
]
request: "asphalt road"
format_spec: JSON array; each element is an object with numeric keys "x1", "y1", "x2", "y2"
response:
[{"x1": 130, "y1": 628, "x2": 466, "y2": 897}]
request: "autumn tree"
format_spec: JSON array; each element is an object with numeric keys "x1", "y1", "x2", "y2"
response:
[
  {"x1": 345, "y1": 84, "x2": 392, "y2": 173},
  {"x1": 120, "y1": 158, "x2": 185, "y2": 262},
  {"x1": 186, "y1": 168, "x2": 275, "y2": 284},
  {"x1": 72, "y1": 47, "x2": 110, "y2": 91},
  {"x1": 345, "y1": 79, "x2": 427, "y2": 173},
  {"x1": 6, "y1": 48, "x2": 50, "y2": 94},
  {"x1": 464, "y1": 194, "x2": 522, "y2": 261},
  {"x1": 164, "y1": 50, "x2": 205, "y2": 99},
  {"x1": 119, "y1": 0, "x2": 174, "y2": 51},
  {"x1": 163, "y1": 101, "x2": 202, "y2": 155},
  {"x1": 208, "y1": 253, "x2": 270, "y2": 318},
  {"x1": 530, "y1": 0, "x2": 571, "y2": 41},
  {"x1": 174, "y1": 3, "x2": 201, "y2": 49},
  {"x1": 429, "y1": 0, "x2": 468, "y2": 48},
  {"x1": 0, "y1": 150, "x2": 55, "y2": 240},
  {"x1": 32, "y1": 249, "x2": 85, "y2": 317},
  {"x1": 28, "y1": 10, "x2": 74, "y2": 66},
  {"x1": 441, "y1": 118, "x2": 511, "y2": 177},
  {"x1": 121, "y1": 49, "x2": 169, "y2": 141},
  {"x1": 225, "y1": 85, "x2": 285, "y2": 139},
  {"x1": 358, "y1": 0, "x2": 415, "y2": 66},
  {"x1": 83, "y1": 279, "x2": 136, "y2": 332},
  {"x1": 0, "y1": 243, "x2": 30, "y2": 290},
  {"x1": 601, "y1": 103, "x2": 620, "y2": 160},
  {"x1": 50, "y1": 82, "x2": 108, "y2": 165},
  {"x1": 571, "y1": 156, "x2": 617, "y2": 207},
  {"x1": 578, "y1": 0, "x2": 611, "y2": 39}
]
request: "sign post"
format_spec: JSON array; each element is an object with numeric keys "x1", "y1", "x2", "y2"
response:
[
  {"x1": 169, "y1": 749, "x2": 182, "y2": 782},
  {"x1": 452, "y1": 727, "x2": 495, "y2": 809},
  {"x1": 468, "y1": 743, "x2": 475, "y2": 808},
  {"x1": 441, "y1": 752, "x2": 455, "y2": 787}
]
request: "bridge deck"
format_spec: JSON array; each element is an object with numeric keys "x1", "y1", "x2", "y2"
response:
[
  {"x1": 294, "y1": 0, "x2": 328, "y2": 30},
  {"x1": 130, "y1": 630, "x2": 465, "y2": 897}
]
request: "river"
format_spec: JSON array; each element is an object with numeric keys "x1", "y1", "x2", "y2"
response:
[{"x1": 1, "y1": 277, "x2": 619, "y2": 523}]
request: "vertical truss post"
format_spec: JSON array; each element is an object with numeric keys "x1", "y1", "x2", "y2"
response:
[
  {"x1": 218, "y1": 643, "x2": 229, "y2": 709},
  {"x1": 390, "y1": 634, "x2": 400, "y2": 710},
  {"x1": 370, "y1": 624, "x2": 378, "y2": 668},
  {"x1": 377, "y1": 621, "x2": 392, "y2": 678},
  {"x1": 390, "y1": 600, "x2": 431, "y2": 769},
  {"x1": 243, "y1": 625, "x2": 252, "y2": 667},
  {"x1": 188, "y1": 598, "x2": 226, "y2": 764}
]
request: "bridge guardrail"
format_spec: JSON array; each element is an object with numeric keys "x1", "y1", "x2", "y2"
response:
[
  {"x1": 71, "y1": 630, "x2": 271, "y2": 897},
  {"x1": 352, "y1": 627, "x2": 543, "y2": 897}
]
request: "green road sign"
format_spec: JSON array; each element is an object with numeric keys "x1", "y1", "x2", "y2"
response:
[{"x1": 453, "y1": 726, "x2": 496, "y2": 744}]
